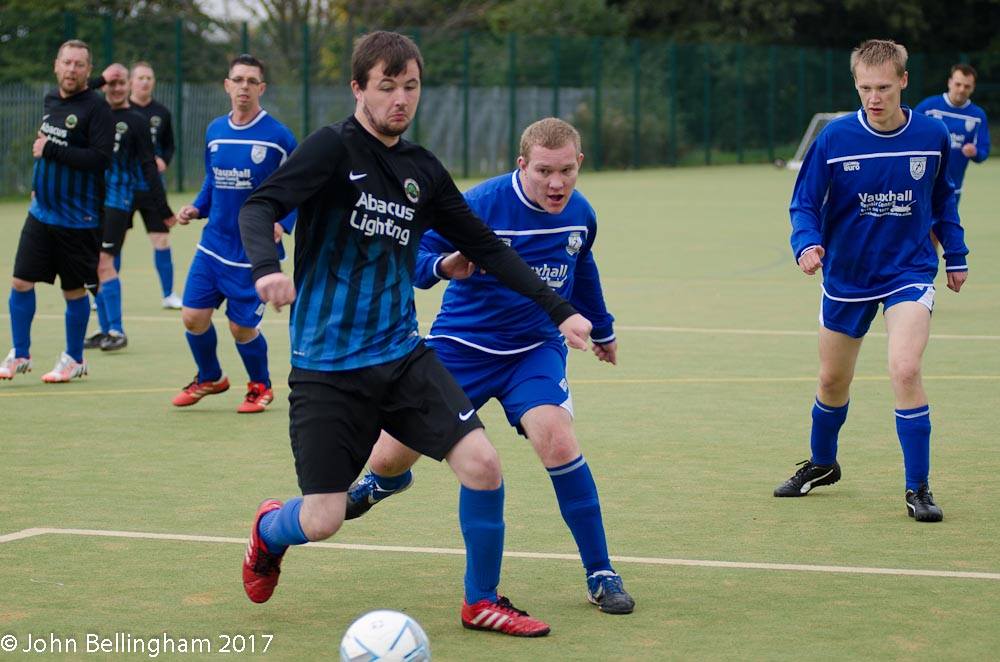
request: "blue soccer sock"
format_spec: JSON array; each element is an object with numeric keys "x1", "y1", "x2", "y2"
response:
[
  {"x1": 810, "y1": 398, "x2": 849, "y2": 465},
  {"x1": 548, "y1": 456, "x2": 613, "y2": 576},
  {"x1": 9, "y1": 289, "x2": 36, "y2": 358},
  {"x1": 258, "y1": 497, "x2": 308, "y2": 555},
  {"x1": 64, "y1": 296, "x2": 90, "y2": 363},
  {"x1": 113, "y1": 252, "x2": 122, "y2": 273},
  {"x1": 94, "y1": 291, "x2": 110, "y2": 334},
  {"x1": 896, "y1": 405, "x2": 931, "y2": 490},
  {"x1": 154, "y1": 247, "x2": 173, "y2": 297},
  {"x1": 185, "y1": 325, "x2": 222, "y2": 382},
  {"x1": 235, "y1": 331, "x2": 269, "y2": 386},
  {"x1": 368, "y1": 470, "x2": 413, "y2": 490},
  {"x1": 101, "y1": 278, "x2": 124, "y2": 334},
  {"x1": 459, "y1": 483, "x2": 504, "y2": 604}
]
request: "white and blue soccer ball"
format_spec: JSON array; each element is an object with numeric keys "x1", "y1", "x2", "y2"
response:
[{"x1": 339, "y1": 610, "x2": 431, "y2": 662}]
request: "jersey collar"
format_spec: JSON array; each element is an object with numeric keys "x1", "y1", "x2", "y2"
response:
[
  {"x1": 510, "y1": 170, "x2": 546, "y2": 213},
  {"x1": 942, "y1": 92, "x2": 971, "y2": 109},
  {"x1": 856, "y1": 105, "x2": 912, "y2": 138},
  {"x1": 228, "y1": 109, "x2": 268, "y2": 131}
]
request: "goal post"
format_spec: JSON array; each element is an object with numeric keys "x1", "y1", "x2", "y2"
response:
[{"x1": 786, "y1": 112, "x2": 852, "y2": 170}]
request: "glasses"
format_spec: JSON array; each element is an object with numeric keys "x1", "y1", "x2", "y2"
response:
[{"x1": 229, "y1": 76, "x2": 262, "y2": 86}]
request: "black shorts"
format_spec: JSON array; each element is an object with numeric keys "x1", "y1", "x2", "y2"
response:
[
  {"x1": 101, "y1": 207, "x2": 131, "y2": 256},
  {"x1": 13, "y1": 214, "x2": 100, "y2": 291},
  {"x1": 130, "y1": 189, "x2": 170, "y2": 233},
  {"x1": 288, "y1": 342, "x2": 484, "y2": 494}
]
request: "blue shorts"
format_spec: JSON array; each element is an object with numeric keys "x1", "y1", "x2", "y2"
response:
[
  {"x1": 182, "y1": 250, "x2": 265, "y2": 328},
  {"x1": 819, "y1": 285, "x2": 935, "y2": 338},
  {"x1": 426, "y1": 337, "x2": 572, "y2": 432}
]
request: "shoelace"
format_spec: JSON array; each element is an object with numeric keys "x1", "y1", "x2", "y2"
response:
[
  {"x1": 600, "y1": 575, "x2": 626, "y2": 595},
  {"x1": 493, "y1": 596, "x2": 530, "y2": 617},
  {"x1": 253, "y1": 548, "x2": 282, "y2": 575},
  {"x1": 791, "y1": 459, "x2": 815, "y2": 478},
  {"x1": 913, "y1": 486, "x2": 935, "y2": 505},
  {"x1": 245, "y1": 385, "x2": 263, "y2": 400}
]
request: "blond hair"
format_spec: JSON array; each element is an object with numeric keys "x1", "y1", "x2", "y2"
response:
[
  {"x1": 519, "y1": 118, "x2": 581, "y2": 161},
  {"x1": 850, "y1": 39, "x2": 907, "y2": 78}
]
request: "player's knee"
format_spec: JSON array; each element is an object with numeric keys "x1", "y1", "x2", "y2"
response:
[
  {"x1": 450, "y1": 433, "x2": 502, "y2": 490},
  {"x1": 229, "y1": 320, "x2": 257, "y2": 343},
  {"x1": 11, "y1": 278, "x2": 34, "y2": 292},
  {"x1": 889, "y1": 357, "x2": 922, "y2": 389},
  {"x1": 96, "y1": 259, "x2": 117, "y2": 282},
  {"x1": 181, "y1": 310, "x2": 211, "y2": 333},
  {"x1": 535, "y1": 427, "x2": 580, "y2": 467},
  {"x1": 370, "y1": 435, "x2": 418, "y2": 476},
  {"x1": 817, "y1": 369, "x2": 851, "y2": 395}
]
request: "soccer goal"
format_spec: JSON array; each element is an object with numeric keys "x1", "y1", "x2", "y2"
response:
[{"x1": 786, "y1": 112, "x2": 852, "y2": 170}]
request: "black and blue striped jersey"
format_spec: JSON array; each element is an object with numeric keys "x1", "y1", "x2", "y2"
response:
[
  {"x1": 240, "y1": 116, "x2": 577, "y2": 372},
  {"x1": 105, "y1": 107, "x2": 170, "y2": 215},
  {"x1": 29, "y1": 88, "x2": 114, "y2": 229},
  {"x1": 129, "y1": 99, "x2": 174, "y2": 192}
]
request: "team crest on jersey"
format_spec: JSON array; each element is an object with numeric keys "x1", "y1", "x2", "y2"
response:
[
  {"x1": 965, "y1": 118, "x2": 976, "y2": 133},
  {"x1": 115, "y1": 121, "x2": 128, "y2": 135},
  {"x1": 151, "y1": 115, "x2": 162, "y2": 127},
  {"x1": 65, "y1": 114, "x2": 78, "y2": 129},
  {"x1": 499, "y1": 237, "x2": 512, "y2": 247},
  {"x1": 909, "y1": 156, "x2": 926, "y2": 181},
  {"x1": 566, "y1": 231, "x2": 583, "y2": 256},
  {"x1": 251, "y1": 144, "x2": 267, "y2": 164},
  {"x1": 403, "y1": 178, "x2": 420, "y2": 203}
]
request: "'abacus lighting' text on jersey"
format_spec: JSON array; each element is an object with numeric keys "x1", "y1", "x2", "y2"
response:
[
  {"x1": 414, "y1": 170, "x2": 615, "y2": 353},
  {"x1": 790, "y1": 108, "x2": 968, "y2": 301},
  {"x1": 192, "y1": 110, "x2": 297, "y2": 266},
  {"x1": 239, "y1": 116, "x2": 577, "y2": 372},
  {"x1": 29, "y1": 88, "x2": 114, "y2": 229},
  {"x1": 105, "y1": 107, "x2": 170, "y2": 215},
  {"x1": 914, "y1": 93, "x2": 990, "y2": 195}
]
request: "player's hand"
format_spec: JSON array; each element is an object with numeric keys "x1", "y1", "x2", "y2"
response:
[
  {"x1": 32, "y1": 132, "x2": 47, "y2": 158},
  {"x1": 255, "y1": 272, "x2": 296, "y2": 311},
  {"x1": 798, "y1": 245, "x2": 825, "y2": 275},
  {"x1": 163, "y1": 215, "x2": 178, "y2": 228},
  {"x1": 961, "y1": 143, "x2": 977, "y2": 158},
  {"x1": 439, "y1": 251, "x2": 476, "y2": 280},
  {"x1": 155, "y1": 156, "x2": 168, "y2": 173},
  {"x1": 592, "y1": 340, "x2": 618, "y2": 365},
  {"x1": 559, "y1": 313, "x2": 592, "y2": 351},
  {"x1": 273, "y1": 223, "x2": 284, "y2": 244},
  {"x1": 947, "y1": 270, "x2": 967, "y2": 293},
  {"x1": 176, "y1": 205, "x2": 200, "y2": 224},
  {"x1": 101, "y1": 65, "x2": 124, "y2": 84}
]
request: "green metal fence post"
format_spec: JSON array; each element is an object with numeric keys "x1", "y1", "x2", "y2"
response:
[
  {"x1": 63, "y1": 12, "x2": 77, "y2": 40},
  {"x1": 632, "y1": 39, "x2": 641, "y2": 169},
  {"x1": 825, "y1": 48, "x2": 833, "y2": 110},
  {"x1": 797, "y1": 47, "x2": 806, "y2": 133},
  {"x1": 508, "y1": 33, "x2": 517, "y2": 164},
  {"x1": 241, "y1": 22, "x2": 249, "y2": 53},
  {"x1": 462, "y1": 31, "x2": 470, "y2": 178},
  {"x1": 302, "y1": 22, "x2": 310, "y2": 136},
  {"x1": 102, "y1": 15, "x2": 114, "y2": 66},
  {"x1": 592, "y1": 36, "x2": 603, "y2": 171},
  {"x1": 668, "y1": 42, "x2": 677, "y2": 166},
  {"x1": 767, "y1": 45, "x2": 776, "y2": 163},
  {"x1": 552, "y1": 35, "x2": 560, "y2": 117},
  {"x1": 703, "y1": 44, "x2": 711, "y2": 166},
  {"x1": 412, "y1": 28, "x2": 421, "y2": 144},
  {"x1": 737, "y1": 44, "x2": 744, "y2": 164},
  {"x1": 174, "y1": 19, "x2": 184, "y2": 192}
]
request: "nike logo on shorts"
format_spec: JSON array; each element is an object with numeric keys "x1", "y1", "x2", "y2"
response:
[
  {"x1": 349, "y1": 171, "x2": 367, "y2": 181},
  {"x1": 458, "y1": 409, "x2": 475, "y2": 421}
]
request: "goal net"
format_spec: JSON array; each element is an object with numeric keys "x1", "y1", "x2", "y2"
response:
[{"x1": 786, "y1": 112, "x2": 852, "y2": 170}]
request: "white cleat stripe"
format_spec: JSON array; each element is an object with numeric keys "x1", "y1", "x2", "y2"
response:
[{"x1": 800, "y1": 469, "x2": 836, "y2": 494}]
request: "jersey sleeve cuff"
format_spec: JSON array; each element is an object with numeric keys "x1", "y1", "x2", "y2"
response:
[
  {"x1": 251, "y1": 262, "x2": 282, "y2": 283},
  {"x1": 591, "y1": 328, "x2": 615, "y2": 344},
  {"x1": 944, "y1": 255, "x2": 968, "y2": 271},
  {"x1": 431, "y1": 255, "x2": 446, "y2": 280},
  {"x1": 796, "y1": 244, "x2": 821, "y2": 261}
]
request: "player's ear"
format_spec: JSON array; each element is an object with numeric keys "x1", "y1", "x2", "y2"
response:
[
  {"x1": 577, "y1": 152, "x2": 584, "y2": 168},
  {"x1": 900, "y1": 71, "x2": 909, "y2": 90},
  {"x1": 258, "y1": 81, "x2": 266, "y2": 97},
  {"x1": 516, "y1": 155, "x2": 527, "y2": 170}
]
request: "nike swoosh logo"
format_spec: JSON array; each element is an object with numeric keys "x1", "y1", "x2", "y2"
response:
[
  {"x1": 349, "y1": 171, "x2": 367, "y2": 181},
  {"x1": 458, "y1": 409, "x2": 475, "y2": 421},
  {"x1": 102, "y1": 242, "x2": 115, "y2": 248}
]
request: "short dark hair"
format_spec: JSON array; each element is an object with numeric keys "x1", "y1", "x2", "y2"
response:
[
  {"x1": 351, "y1": 31, "x2": 423, "y2": 89},
  {"x1": 950, "y1": 63, "x2": 977, "y2": 81},
  {"x1": 57, "y1": 39, "x2": 92, "y2": 63},
  {"x1": 230, "y1": 53, "x2": 265, "y2": 80}
]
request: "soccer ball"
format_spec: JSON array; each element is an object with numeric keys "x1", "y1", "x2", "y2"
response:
[{"x1": 339, "y1": 610, "x2": 431, "y2": 662}]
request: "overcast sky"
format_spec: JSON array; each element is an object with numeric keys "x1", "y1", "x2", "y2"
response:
[{"x1": 197, "y1": 0, "x2": 261, "y2": 23}]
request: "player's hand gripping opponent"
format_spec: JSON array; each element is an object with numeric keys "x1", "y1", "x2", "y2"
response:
[{"x1": 560, "y1": 313, "x2": 592, "y2": 351}]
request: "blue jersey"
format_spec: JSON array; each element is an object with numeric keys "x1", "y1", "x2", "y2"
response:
[
  {"x1": 914, "y1": 94, "x2": 990, "y2": 195},
  {"x1": 415, "y1": 170, "x2": 614, "y2": 352},
  {"x1": 790, "y1": 108, "x2": 968, "y2": 301},
  {"x1": 105, "y1": 108, "x2": 165, "y2": 212},
  {"x1": 191, "y1": 110, "x2": 297, "y2": 266}
]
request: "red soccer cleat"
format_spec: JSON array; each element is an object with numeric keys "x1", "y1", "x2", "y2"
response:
[
  {"x1": 461, "y1": 596, "x2": 551, "y2": 637},
  {"x1": 237, "y1": 382, "x2": 274, "y2": 413},
  {"x1": 172, "y1": 375, "x2": 230, "y2": 406},
  {"x1": 242, "y1": 499, "x2": 285, "y2": 604}
]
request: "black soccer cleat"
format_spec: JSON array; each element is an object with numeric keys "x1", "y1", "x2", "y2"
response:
[
  {"x1": 773, "y1": 459, "x2": 841, "y2": 497},
  {"x1": 84, "y1": 332, "x2": 107, "y2": 349},
  {"x1": 100, "y1": 331, "x2": 128, "y2": 352},
  {"x1": 905, "y1": 484, "x2": 943, "y2": 522}
]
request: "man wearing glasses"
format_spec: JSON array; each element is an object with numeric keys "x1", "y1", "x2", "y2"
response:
[{"x1": 172, "y1": 54, "x2": 297, "y2": 414}]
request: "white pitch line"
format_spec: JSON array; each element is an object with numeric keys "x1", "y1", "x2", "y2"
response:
[
  {"x1": 5, "y1": 315, "x2": 998, "y2": 340},
  {"x1": 2, "y1": 527, "x2": 998, "y2": 581}
]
